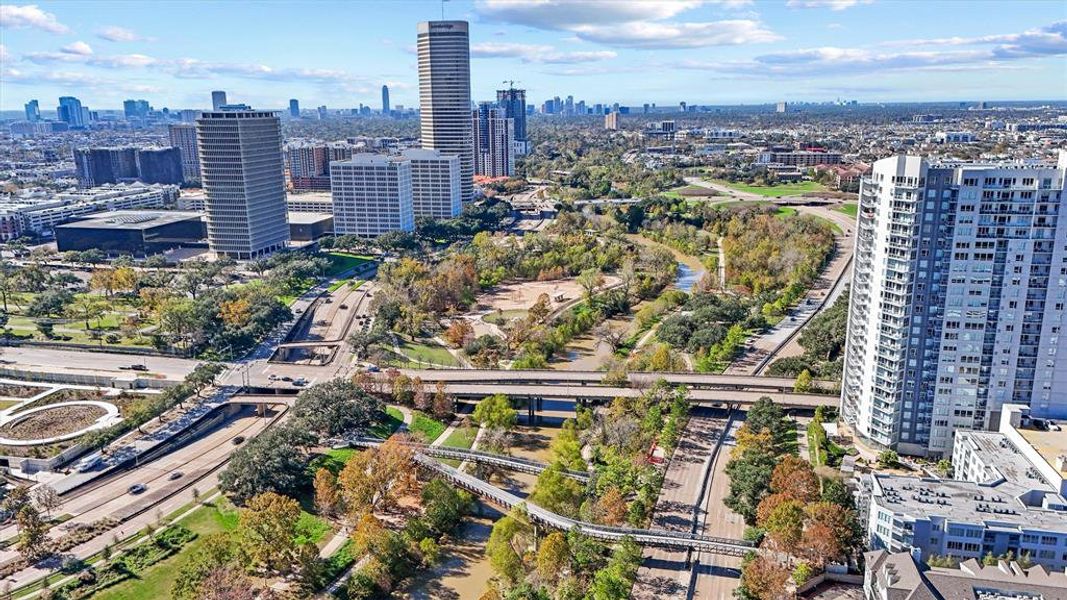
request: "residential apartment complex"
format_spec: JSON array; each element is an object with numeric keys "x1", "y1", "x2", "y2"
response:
[
  {"x1": 417, "y1": 20, "x2": 473, "y2": 202},
  {"x1": 0, "y1": 183, "x2": 178, "y2": 240},
  {"x1": 195, "y1": 108, "x2": 290, "y2": 259},
  {"x1": 842, "y1": 153, "x2": 1067, "y2": 456},
  {"x1": 858, "y1": 405, "x2": 1067, "y2": 570},
  {"x1": 401, "y1": 149, "x2": 461, "y2": 219},
  {"x1": 756, "y1": 149, "x2": 843, "y2": 167},
  {"x1": 169, "y1": 124, "x2": 200, "y2": 181},
  {"x1": 472, "y1": 103, "x2": 515, "y2": 178},
  {"x1": 330, "y1": 154, "x2": 414, "y2": 237},
  {"x1": 863, "y1": 551, "x2": 1067, "y2": 600},
  {"x1": 496, "y1": 87, "x2": 528, "y2": 155}
]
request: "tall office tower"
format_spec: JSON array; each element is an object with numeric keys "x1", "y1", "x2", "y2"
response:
[
  {"x1": 565, "y1": 95, "x2": 574, "y2": 115},
  {"x1": 382, "y1": 85, "x2": 390, "y2": 115},
  {"x1": 496, "y1": 88, "x2": 528, "y2": 155},
  {"x1": 289, "y1": 99, "x2": 300, "y2": 118},
  {"x1": 330, "y1": 154, "x2": 414, "y2": 237},
  {"x1": 472, "y1": 103, "x2": 514, "y2": 178},
  {"x1": 417, "y1": 20, "x2": 473, "y2": 202},
  {"x1": 285, "y1": 143, "x2": 331, "y2": 191},
  {"x1": 317, "y1": 105, "x2": 328, "y2": 120},
  {"x1": 135, "y1": 148, "x2": 184, "y2": 184},
  {"x1": 195, "y1": 107, "x2": 289, "y2": 259},
  {"x1": 842, "y1": 153, "x2": 1067, "y2": 457},
  {"x1": 123, "y1": 99, "x2": 150, "y2": 120},
  {"x1": 211, "y1": 91, "x2": 227, "y2": 111},
  {"x1": 576, "y1": 100, "x2": 586, "y2": 116},
  {"x1": 169, "y1": 124, "x2": 200, "y2": 180},
  {"x1": 73, "y1": 147, "x2": 139, "y2": 187},
  {"x1": 604, "y1": 111, "x2": 620, "y2": 131},
  {"x1": 401, "y1": 149, "x2": 461, "y2": 219},
  {"x1": 24, "y1": 100, "x2": 40, "y2": 122},
  {"x1": 776, "y1": 101, "x2": 788, "y2": 113},
  {"x1": 57, "y1": 96, "x2": 86, "y2": 127}
]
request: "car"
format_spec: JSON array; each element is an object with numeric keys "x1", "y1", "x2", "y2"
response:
[
  {"x1": 366, "y1": 364, "x2": 380, "y2": 373},
  {"x1": 130, "y1": 364, "x2": 148, "y2": 371},
  {"x1": 293, "y1": 377, "x2": 307, "y2": 386},
  {"x1": 281, "y1": 376, "x2": 292, "y2": 382},
  {"x1": 232, "y1": 436, "x2": 246, "y2": 445},
  {"x1": 324, "y1": 298, "x2": 333, "y2": 304},
  {"x1": 168, "y1": 471, "x2": 184, "y2": 481},
  {"x1": 268, "y1": 374, "x2": 278, "y2": 381},
  {"x1": 315, "y1": 319, "x2": 328, "y2": 326},
  {"x1": 128, "y1": 484, "x2": 147, "y2": 495},
  {"x1": 339, "y1": 304, "x2": 349, "y2": 309},
  {"x1": 75, "y1": 455, "x2": 103, "y2": 472}
]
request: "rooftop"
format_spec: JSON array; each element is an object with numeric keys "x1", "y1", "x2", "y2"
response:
[
  {"x1": 1018, "y1": 426, "x2": 1067, "y2": 480},
  {"x1": 869, "y1": 473, "x2": 1067, "y2": 532},
  {"x1": 285, "y1": 212, "x2": 332, "y2": 225},
  {"x1": 866, "y1": 550, "x2": 1067, "y2": 600},
  {"x1": 56, "y1": 210, "x2": 203, "y2": 230}
]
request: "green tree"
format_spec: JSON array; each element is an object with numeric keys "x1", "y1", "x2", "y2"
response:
[
  {"x1": 725, "y1": 447, "x2": 778, "y2": 525},
  {"x1": 421, "y1": 479, "x2": 473, "y2": 535},
  {"x1": 292, "y1": 378, "x2": 383, "y2": 438},
  {"x1": 794, "y1": 369, "x2": 813, "y2": 393},
  {"x1": 172, "y1": 533, "x2": 243, "y2": 600},
  {"x1": 473, "y1": 394, "x2": 518, "y2": 431},
  {"x1": 219, "y1": 424, "x2": 316, "y2": 504},
  {"x1": 877, "y1": 450, "x2": 900, "y2": 469},
  {"x1": 486, "y1": 505, "x2": 533, "y2": 585},
  {"x1": 529, "y1": 464, "x2": 584, "y2": 518},
  {"x1": 15, "y1": 505, "x2": 48, "y2": 560},
  {"x1": 535, "y1": 532, "x2": 569, "y2": 584}
]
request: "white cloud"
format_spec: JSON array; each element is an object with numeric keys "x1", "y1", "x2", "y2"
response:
[
  {"x1": 786, "y1": 0, "x2": 872, "y2": 10},
  {"x1": 97, "y1": 25, "x2": 146, "y2": 42},
  {"x1": 573, "y1": 19, "x2": 780, "y2": 49},
  {"x1": 61, "y1": 41, "x2": 93, "y2": 56},
  {"x1": 472, "y1": 41, "x2": 616, "y2": 63},
  {"x1": 0, "y1": 4, "x2": 68, "y2": 34},
  {"x1": 476, "y1": 0, "x2": 775, "y2": 49}
]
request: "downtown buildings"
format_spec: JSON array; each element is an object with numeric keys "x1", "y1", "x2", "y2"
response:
[
  {"x1": 472, "y1": 103, "x2": 515, "y2": 178},
  {"x1": 496, "y1": 87, "x2": 528, "y2": 155},
  {"x1": 417, "y1": 20, "x2": 473, "y2": 203},
  {"x1": 842, "y1": 153, "x2": 1067, "y2": 456},
  {"x1": 195, "y1": 107, "x2": 290, "y2": 259}
]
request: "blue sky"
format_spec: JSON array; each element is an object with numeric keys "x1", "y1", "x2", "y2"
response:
[{"x1": 1, "y1": 0, "x2": 1065, "y2": 112}]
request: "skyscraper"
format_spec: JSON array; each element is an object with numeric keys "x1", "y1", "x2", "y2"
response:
[
  {"x1": 496, "y1": 88, "x2": 528, "y2": 155},
  {"x1": 330, "y1": 154, "x2": 414, "y2": 237},
  {"x1": 842, "y1": 153, "x2": 1067, "y2": 456},
  {"x1": 382, "y1": 85, "x2": 390, "y2": 115},
  {"x1": 604, "y1": 111, "x2": 620, "y2": 131},
  {"x1": 195, "y1": 107, "x2": 289, "y2": 259},
  {"x1": 135, "y1": 148, "x2": 184, "y2": 184},
  {"x1": 289, "y1": 99, "x2": 300, "y2": 118},
  {"x1": 24, "y1": 100, "x2": 40, "y2": 123},
  {"x1": 57, "y1": 96, "x2": 86, "y2": 127},
  {"x1": 472, "y1": 103, "x2": 514, "y2": 178},
  {"x1": 124, "y1": 99, "x2": 151, "y2": 120},
  {"x1": 169, "y1": 124, "x2": 200, "y2": 180},
  {"x1": 417, "y1": 20, "x2": 473, "y2": 202},
  {"x1": 211, "y1": 90, "x2": 227, "y2": 111}
]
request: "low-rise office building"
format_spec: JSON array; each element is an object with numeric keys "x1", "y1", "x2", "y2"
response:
[
  {"x1": 401, "y1": 149, "x2": 461, "y2": 219},
  {"x1": 55, "y1": 210, "x2": 206, "y2": 255},
  {"x1": 0, "y1": 183, "x2": 179, "y2": 238},
  {"x1": 330, "y1": 154, "x2": 414, "y2": 237},
  {"x1": 286, "y1": 212, "x2": 333, "y2": 242}
]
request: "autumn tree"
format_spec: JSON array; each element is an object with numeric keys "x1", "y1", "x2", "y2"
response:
[
  {"x1": 760, "y1": 498, "x2": 805, "y2": 554},
  {"x1": 443, "y1": 319, "x2": 474, "y2": 348},
  {"x1": 15, "y1": 505, "x2": 48, "y2": 561},
  {"x1": 739, "y1": 555, "x2": 791, "y2": 600},
  {"x1": 799, "y1": 501, "x2": 859, "y2": 566},
  {"x1": 431, "y1": 381, "x2": 453, "y2": 419},
  {"x1": 239, "y1": 491, "x2": 302, "y2": 573},
  {"x1": 597, "y1": 487, "x2": 628, "y2": 525},
  {"x1": 536, "y1": 532, "x2": 569, "y2": 585},
  {"x1": 314, "y1": 467, "x2": 341, "y2": 517},
  {"x1": 769, "y1": 455, "x2": 820, "y2": 503}
]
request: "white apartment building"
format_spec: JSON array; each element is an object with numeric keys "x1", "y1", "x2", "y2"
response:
[
  {"x1": 417, "y1": 21, "x2": 473, "y2": 202},
  {"x1": 842, "y1": 153, "x2": 1067, "y2": 456},
  {"x1": 330, "y1": 154, "x2": 414, "y2": 237},
  {"x1": 401, "y1": 149, "x2": 461, "y2": 219},
  {"x1": 196, "y1": 108, "x2": 290, "y2": 259},
  {"x1": 0, "y1": 183, "x2": 178, "y2": 239}
]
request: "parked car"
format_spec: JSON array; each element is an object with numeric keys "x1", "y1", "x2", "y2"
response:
[{"x1": 293, "y1": 377, "x2": 307, "y2": 386}]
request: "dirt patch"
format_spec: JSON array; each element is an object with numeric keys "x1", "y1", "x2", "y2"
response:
[
  {"x1": 0, "y1": 405, "x2": 108, "y2": 440},
  {"x1": 11, "y1": 387, "x2": 108, "y2": 415},
  {"x1": 476, "y1": 276, "x2": 620, "y2": 313}
]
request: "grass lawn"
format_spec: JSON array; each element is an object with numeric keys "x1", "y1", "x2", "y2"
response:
[
  {"x1": 775, "y1": 206, "x2": 798, "y2": 218},
  {"x1": 410, "y1": 411, "x2": 446, "y2": 443},
  {"x1": 441, "y1": 425, "x2": 478, "y2": 450},
  {"x1": 715, "y1": 179, "x2": 826, "y2": 197},
  {"x1": 835, "y1": 202, "x2": 858, "y2": 217},
  {"x1": 327, "y1": 278, "x2": 364, "y2": 293},
  {"x1": 294, "y1": 510, "x2": 331, "y2": 546},
  {"x1": 395, "y1": 337, "x2": 460, "y2": 367},
  {"x1": 368, "y1": 406, "x2": 405, "y2": 439},
  {"x1": 483, "y1": 309, "x2": 528, "y2": 326},
  {"x1": 92, "y1": 500, "x2": 239, "y2": 600},
  {"x1": 325, "y1": 252, "x2": 374, "y2": 277},
  {"x1": 309, "y1": 447, "x2": 357, "y2": 475}
]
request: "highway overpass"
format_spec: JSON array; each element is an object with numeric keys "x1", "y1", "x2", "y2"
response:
[{"x1": 433, "y1": 382, "x2": 834, "y2": 407}]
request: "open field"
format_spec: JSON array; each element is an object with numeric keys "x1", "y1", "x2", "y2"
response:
[
  {"x1": 323, "y1": 252, "x2": 374, "y2": 277},
  {"x1": 664, "y1": 184, "x2": 720, "y2": 198},
  {"x1": 382, "y1": 336, "x2": 460, "y2": 368},
  {"x1": 475, "y1": 276, "x2": 619, "y2": 313},
  {"x1": 835, "y1": 202, "x2": 859, "y2": 217},
  {"x1": 714, "y1": 179, "x2": 827, "y2": 197}
]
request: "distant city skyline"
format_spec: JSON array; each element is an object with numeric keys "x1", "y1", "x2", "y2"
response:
[{"x1": 1, "y1": 1, "x2": 1065, "y2": 111}]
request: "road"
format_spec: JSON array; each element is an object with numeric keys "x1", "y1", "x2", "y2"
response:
[
  {"x1": 0, "y1": 407, "x2": 277, "y2": 590},
  {"x1": 632, "y1": 407, "x2": 730, "y2": 599},
  {"x1": 692, "y1": 416, "x2": 746, "y2": 599},
  {"x1": 0, "y1": 346, "x2": 200, "y2": 382}
]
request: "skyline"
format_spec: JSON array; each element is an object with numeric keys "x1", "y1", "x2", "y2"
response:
[{"x1": 0, "y1": 1, "x2": 1064, "y2": 112}]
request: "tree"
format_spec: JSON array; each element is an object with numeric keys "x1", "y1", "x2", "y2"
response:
[
  {"x1": 734, "y1": 423, "x2": 775, "y2": 455},
  {"x1": 472, "y1": 394, "x2": 517, "y2": 431},
  {"x1": 725, "y1": 447, "x2": 778, "y2": 525},
  {"x1": 338, "y1": 438, "x2": 418, "y2": 515},
  {"x1": 760, "y1": 499, "x2": 805, "y2": 553},
  {"x1": 530, "y1": 464, "x2": 584, "y2": 518},
  {"x1": 794, "y1": 369, "x2": 814, "y2": 393},
  {"x1": 32, "y1": 485, "x2": 60, "y2": 518},
  {"x1": 15, "y1": 505, "x2": 48, "y2": 561},
  {"x1": 877, "y1": 450, "x2": 900, "y2": 469},
  {"x1": 240, "y1": 491, "x2": 302, "y2": 573},
  {"x1": 422, "y1": 479, "x2": 473, "y2": 535},
  {"x1": 577, "y1": 268, "x2": 606, "y2": 302},
  {"x1": 193, "y1": 566, "x2": 258, "y2": 600},
  {"x1": 292, "y1": 378, "x2": 383, "y2": 438},
  {"x1": 936, "y1": 459, "x2": 953, "y2": 478},
  {"x1": 349, "y1": 327, "x2": 386, "y2": 360},
  {"x1": 26, "y1": 289, "x2": 73, "y2": 318},
  {"x1": 314, "y1": 467, "x2": 341, "y2": 517},
  {"x1": 172, "y1": 533, "x2": 243, "y2": 600},
  {"x1": 486, "y1": 506, "x2": 532, "y2": 585},
  {"x1": 431, "y1": 381, "x2": 452, "y2": 419},
  {"x1": 739, "y1": 555, "x2": 791, "y2": 600},
  {"x1": 593, "y1": 322, "x2": 625, "y2": 353},
  {"x1": 66, "y1": 295, "x2": 108, "y2": 330},
  {"x1": 746, "y1": 397, "x2": 792, "y2": 449},
  {"x1": 597, "y1": 487, "x2": 628, "y2": 525},
  {"x1": 536, "y1": 532, "x2": 569, "y2": 584},
  {"x1": 770, "y1": 455, "x2": 820, "y2": 503},
  {"x1": 800, "y1": 501, "x2": 859, "y2": 566},
  {"x1": 443, "y1": 320, "x2": 474, "y2": 348},
  {"x1": 219, "y1": 424, "x2": 315, "y2": 504}
]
